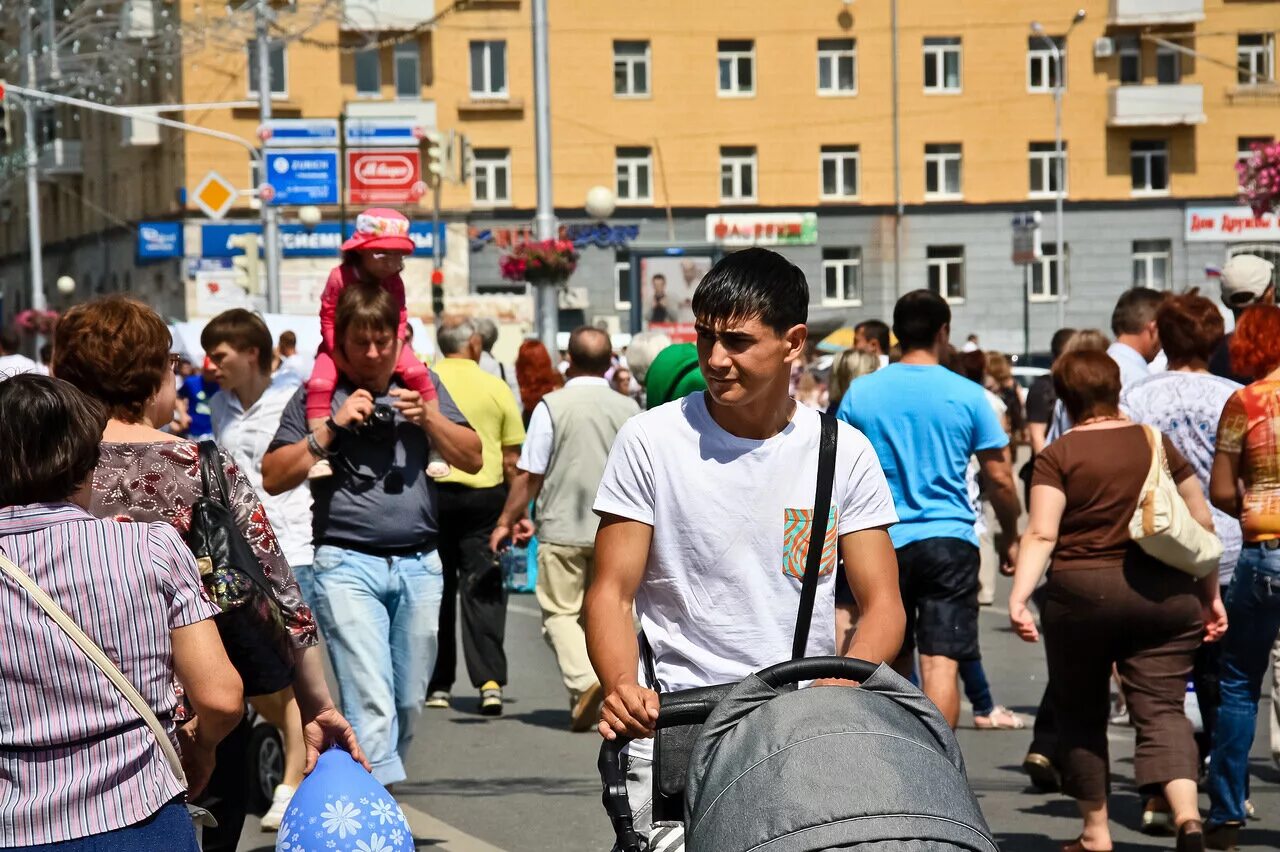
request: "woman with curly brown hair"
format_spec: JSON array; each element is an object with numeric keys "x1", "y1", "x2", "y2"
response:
[
  {"x1": 515, "y1": 338, "x2": 563, "y2": 427},
  {"x1": 1205, "y1": 304, "x2": 1280, "y2": 848},
  {"x1": 51, "y1": 295, "x2": 366, "y2": 851}
]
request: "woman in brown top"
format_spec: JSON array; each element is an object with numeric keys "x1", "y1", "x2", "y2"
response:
[
  {"x1": 1009, "y1": 350, "x2": 1227, "y2": 852},
  {"x1": 51, "y1": 296, "x2": 367, "y2": 849}
]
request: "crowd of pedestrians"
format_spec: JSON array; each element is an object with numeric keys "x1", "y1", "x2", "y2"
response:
[{"x1": 2, "y1": 209, "x2": 1280, "y2": 851}]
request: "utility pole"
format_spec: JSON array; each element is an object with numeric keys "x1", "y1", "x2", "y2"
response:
[
  {"x1": 18, "y1": 5, "x2": 46, "y2": 330},
  {"x1": 531, "y1": 0, "x2": 557, "y2": 355},
  {"x1": 256, "y1": 0, "x2": 282, "y2": 313}
]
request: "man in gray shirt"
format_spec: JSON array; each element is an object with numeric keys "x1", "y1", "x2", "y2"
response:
[{"x1": 263, "y1": 285, "x2": 481, "y2": 787}]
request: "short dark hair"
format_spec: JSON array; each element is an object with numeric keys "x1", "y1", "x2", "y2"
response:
[
  {"x1": 335, "y1": 284, "x2": 399, "y2": 345},
  {"x1": 0, "y1": 375, "x2": 107, "y2": 507},
  {"x1": 893, "y1": 290, "x2": 951, "y2": 352},
  {"x1": 855, "y1": 319, "x2": 891, "y2": 353},
  {"x1": 53, "y1": 295, "x2": 171, "y2": 423},
  {"x1": 1156, "y1": 291, "x2": 1225, "y2": 366},
  {"x1": 38, "y1": 342, "x2": 52, "y2": 364},
  {"x1": 691, "y1": 248, "x2": 808, "y2": 335},
  {"x1": 200, "y1": 309, "x2": 273, "y2": 372},
  {"x1": 568, "y1": 326, "x2": 613, "y2": 375},
  {"x1": 652, "y1": 273, "x2": 667, "y2": 282},
  {"x1": 1053, "y1": 349, "x2": 1121, "y2": 423},
  {"x1": 278, "y1": 330, "x2": 297, "y2": 352},
  {"x1": 1050, "y1": 327, "x2": 1077, "y2": 361},
  {"x1": 0, "y1": 327, "x2": 19, "y2": 354},
  {"x1": 1111, "y1": 287, "x2": 1166, "y2": 336}
]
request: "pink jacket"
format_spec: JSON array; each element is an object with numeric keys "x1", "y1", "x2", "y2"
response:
[{"x1": 319, "y1": 263, "x2": 409, "y2": 352}]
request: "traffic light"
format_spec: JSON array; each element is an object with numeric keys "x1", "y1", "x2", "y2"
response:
[
  {"x1": 458, "y1": 134, "x2": 473, "y2": 184},
  {"x1": 425, "y1": 129, "x2": 447, "y2": 187},
  {"x1": 227, "y1": 233, "x2": 260, "y2": 295}
]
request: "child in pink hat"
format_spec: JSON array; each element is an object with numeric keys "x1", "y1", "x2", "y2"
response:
[{"x1": 307, "y1": 208, "x2": 442, "y2": 477}]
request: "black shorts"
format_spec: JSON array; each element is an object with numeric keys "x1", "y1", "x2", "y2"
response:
[{"x1": 897, "y1": 537, "x2": 981, "y2": 661}]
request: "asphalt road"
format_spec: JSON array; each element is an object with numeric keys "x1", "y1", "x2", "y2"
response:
[{"x1": 240, "y1": 581, "x2": 1280, "y2": 852}]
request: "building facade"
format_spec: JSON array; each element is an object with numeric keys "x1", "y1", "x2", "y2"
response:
[{"x1": 2, "y1": 0, "x2": 1278, "y2": 352}]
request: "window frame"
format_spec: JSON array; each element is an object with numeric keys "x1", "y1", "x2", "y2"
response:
[
  {"x1": 819, "y1": 145, "x2": 861, "y2": 200},
  {"x1": 817, "y1": 38, "x2": 858, "y2": 96},
  {"x1": 821, "y1": 247, "x2": 863, "y2": 307},
  {"x1": 394, "y1": 41, "x2": 421, "y2": 100},
  {"x1": 615, "y1": 146, "x2": 654, "y2": 204},
  {"x1": 1026, "y1": 36, "x2": 1064, "y2": 93},
  {"x1": 924, "y1": 143, "x2": 963, "y2": 200},
  {"x1": 1156, "y1": 43, "x2": 1181, "y2": 84},
  {"x1": 613, "y1": 40, "x2": 651, "y2": 98},
  {"x1": 717, "y1": 39, "x2": 756, "y2": 97},
  {"x1": 615, "y1": 260, "x2": 632, "y2": 310},
  {"x1": 1028, "y1": 141, "x2": 1068, "y2": 199},
  {"x1": 471, "y1": 148, "x2": 512, "y2": 206},
  {"x1": 1132, "y1": 239, "x2": 1172, "y2": 289},
  {"x1": 469, "y1": 40, "x2": 509, "y2": 100},
  {"x1": 246, "y1": 38, "x2": 288, "y2": 98},
  {"x1": 926, "y1": 245, "x2": 966, "y2": 303},
  {"x1": 923, "y1": 36, "x2": 962, "y2": 94},
  {"x1": 719, "y1": 146, "x2": 758, "y2": 203},
  {"x1": 1130, "y1": 140, "x2": 1170, "y2": 196},
  {"x1": 1029, "y1": 242, "x2": 1065, "y2": 302},
  {"x1": 1118, "y1": 37, "x2": 1142, "y2": 84},
  {"x1": 354, "y1": 47, "x2": 381, "y2": 98},
  {"x1": 1237, "y1": 33, "x2": 1275, "y2": 86}
]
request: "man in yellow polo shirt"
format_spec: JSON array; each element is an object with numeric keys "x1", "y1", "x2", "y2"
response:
[{"x1": 426, "y1": 318, "x2": 526, "y2": 716}]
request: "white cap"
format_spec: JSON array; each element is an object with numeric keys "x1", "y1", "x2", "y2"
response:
[{"x1": 1220, "y1": 254, "x2": 1276, "y2": 308}]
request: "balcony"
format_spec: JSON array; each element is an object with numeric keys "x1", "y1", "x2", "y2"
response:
[
  {"x1": 343, "y1": 0, "x2": 435, "y2": 31},
  {"x1": 1108, "y1": 84, "x2": 1205, "y2": 126},
  {"x1": 1110, "y1": 0, "x2": 1204, "y2": 26},
  {"x1": 38, "y1": 139, "x2": 82, "y2": 177}
]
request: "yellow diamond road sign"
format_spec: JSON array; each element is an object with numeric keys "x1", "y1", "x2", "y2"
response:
[{"x1": 193, "y1": 171, "x2": 237, "y2": 220}]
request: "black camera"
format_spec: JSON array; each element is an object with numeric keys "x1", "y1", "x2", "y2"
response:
[{"x1": 358, "y1": 403, "x2": 397, "y2": 437}]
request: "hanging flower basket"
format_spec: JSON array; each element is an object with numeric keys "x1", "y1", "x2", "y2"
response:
[
  {"x1": 14, "y1": 309, "x2": 59, "y2": 337},
  {"x1": 500, "y1": 239, "x2": 578, "y2": 285},
  {"x1": 1236, "y1": 139, "x2": 1280, "y2": 216}
]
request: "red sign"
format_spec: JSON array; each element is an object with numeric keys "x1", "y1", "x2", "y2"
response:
[{"x1": 346, "y1": 149, "x2": 426, "y2": 204}]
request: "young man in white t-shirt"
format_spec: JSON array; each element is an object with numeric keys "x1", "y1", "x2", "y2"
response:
[{"x1": 585, "y1": 248, "x2": 906, "y2": 835}]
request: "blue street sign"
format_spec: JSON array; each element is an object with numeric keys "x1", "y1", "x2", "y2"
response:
[
  {"x1": 344, "y1": 119, "x2": 422, "y2": 147},
  {"x1": 137, "y1": 221, "x2": 184, "y2": 259},
  {"x1": 264, "y1": 119, "x2": 340, "y2": 148},
  {"x1": 265, "y1": 150, "x2": 339, "y2": 205},
  {"x1": 201, "y1": 221, "x2": 446, "y2": 258}
]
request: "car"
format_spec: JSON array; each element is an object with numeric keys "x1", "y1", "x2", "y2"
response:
[
  {"x1": 1011, "y1": 365, "x2": 1050, "y2": 392},
  {"x1": 246, "y1": 707, "x2": 285, "y2": 813}
]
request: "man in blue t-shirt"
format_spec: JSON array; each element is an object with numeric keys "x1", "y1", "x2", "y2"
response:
[
  {"x1": 838, "y1": 290, "x2": 1021, "y2": 728},
  {"x1": 179, "y1": 358, "x2": 220, "y2": 441}
]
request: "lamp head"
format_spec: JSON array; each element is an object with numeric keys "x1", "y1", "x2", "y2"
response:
[
  {"x1": 1030, "y1": 21, "x2": 1045, "y2": 33},
  {"x1": 1073, "y1": 9, "x2": 1087, "y2": 23}
]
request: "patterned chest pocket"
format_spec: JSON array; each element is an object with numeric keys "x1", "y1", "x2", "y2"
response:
[{"x1": 782, "y1": 506, "x2": 838, "y2": 580}]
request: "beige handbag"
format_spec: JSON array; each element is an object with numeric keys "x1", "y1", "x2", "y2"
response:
[
  {"x1": 1127, "y1": 425, "x2": 1224, "y2": 579},
  {"x1": 0, "y1": 551, "x2": 217, "y2": 846}
]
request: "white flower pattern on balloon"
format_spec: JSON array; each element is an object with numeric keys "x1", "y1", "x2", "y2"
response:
[
  {"x1": 369, "y1": 799, "x2": 397, "y2": 824},
  {"x1": 321, "y1": 800, "x2": 363, "y2": 839},
  {"x1": 390, "y1": 828, "x2": 405, "y2": 845},
  {"x1": 355, "y1": 834, "x2": 391, "y2": 852}
]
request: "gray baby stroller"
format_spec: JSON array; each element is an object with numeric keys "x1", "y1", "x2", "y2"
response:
[{"x1": 600, "y1": 655, "x2": 998, "y2": 852}]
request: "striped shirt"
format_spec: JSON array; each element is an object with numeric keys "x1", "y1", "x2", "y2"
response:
[{"x1": 0, "y1": 503, "x2": 219, "y2": 845}]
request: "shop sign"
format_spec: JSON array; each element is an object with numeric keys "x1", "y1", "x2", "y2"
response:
[
  {"x1": 200, "y1": 221, "x2": 445, "y2": 258},
  {"x1": 1185, "y1": 206, "x2": 1280, "y2": 243},
  {"x1": 347, "y1": 149, "x2": 426, "y2": 204},
  {"x1": 705, "y1": 213, "x2": 818, "y2": 247},
  {"x1": 137, "y1": 221, "x2": 183, "y2": 259},
  {"x1": 468, "y1": 222, "x2": 640, "y2": 251}
]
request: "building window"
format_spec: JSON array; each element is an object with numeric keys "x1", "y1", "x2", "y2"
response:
[
  {"x1": 354, "y1": 48, "x2": 380, "y2": 97},
  {"x1": 394, "y1": 41, "x2": 420, "y2": 99},
  {"x1": 615, "y1": 261, "x2": 632, "y2": 309},
  {"x1": 1239, "y1": 136, "x2": 1273, "y2": 163},
  {"x1": 469, "y1": 40, "x2": 508, "y2": 99},
  {"x1": 1118, "y1": 37, "x2": 1141, "y2": 84},
  {"x1": 615, "y1": 146, "x2": 653, "y2": 203},
  {"x1": 1030, "y1": 242, "x2": 1065, "y2": 301},
  {"x1": 472, "y1": 148, "x2": 511, "y2": 205},
  {"x1": 1028, "y1": 142, "x2": 1067, "y2": 197},
  {"x1": 1130, "y1": 140, "x2": 1169, "y2": 195},
  {"x1": 817, "y1": 38, "x2": 857, "y2": 94},
  {"x1": 246, "y1": 39, "x2": 287, "y2": 97},
  {"x1": 924, "y1": 143, "x2": 962, "y2": 199},
  {"x1": 923, "y1": 37, "x2": 961, "y2": 92},
  {"x1": 717, "y1": 40, "x2": 755, "y2": 96},
  {"x1": 1133, "y1": 240, "x2": 1172, "y2": 289},
  {"x1": 1238, "y1": 34, "x2": 1275, "y2": 85},
  {"x1": 926, "y1": 246, "x2": 965, "y2": 301},
  {"x1": 1156, "y1": 44, "x2": 1181, "y2": 84},
  {"x1": 1027, "y1": 36, "x2": 1063, "y2": 92},
  {"x1": 614, "y1": 41, "x2": 650, "y2": 96},
  {"x1": 720, "y1": 146, "x2": 756, "y2": 202},
  {"x1": 822, "y1": 247, "x2": 862, "y2": 306},
  {"x1": 820, "y1": 145, "x2": 860, "y2": 199}
]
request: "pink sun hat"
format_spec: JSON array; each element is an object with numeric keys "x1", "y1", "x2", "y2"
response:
[{"x1": 340, "y1": 208, "x2": 416, "y2": 254}]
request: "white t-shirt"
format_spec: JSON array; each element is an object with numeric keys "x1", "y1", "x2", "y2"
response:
[
  {"x1": 0, "y1": 353, "x2": 39, "y2": 380},
  {"x1": 593, "y1": 392, "x2": 898, "y2": 759}
]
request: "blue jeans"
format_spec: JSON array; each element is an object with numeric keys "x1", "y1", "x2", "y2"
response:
[
  {"x1": 309, "y1": 544, "x2": 444, "y2": 786},
  {"x1": 19, "y1": 801, "x2": 197, "y2": 851},
  {"x1": 1207, "y1": 544, "x2": 1280, "y2": 825},
  {"x1": 959, "y1": 657, "x2": 995, "y2": 717}
]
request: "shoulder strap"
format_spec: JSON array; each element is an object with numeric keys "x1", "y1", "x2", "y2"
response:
[
  {"x1": 0, "y1": 550, "x2": 187, "y2": 787},
  {"x1": 1139, "y1": 424, "x2": 1164, "y2": 489},
  {"x1": 197, "y1": 440, "x2": 232, "y2": 506},
  {"x1": 792, "y1": 412, "x2": 839, "y2": 660}
]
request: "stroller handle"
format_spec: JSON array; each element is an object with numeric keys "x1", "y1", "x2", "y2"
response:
[{"x1": 754, "y1": 655, "x2": 880, "y2": 690}]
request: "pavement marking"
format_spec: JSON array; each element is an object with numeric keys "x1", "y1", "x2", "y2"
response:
[{"x1": 400, "y1": 801, "x2": 509, "y2": 852}]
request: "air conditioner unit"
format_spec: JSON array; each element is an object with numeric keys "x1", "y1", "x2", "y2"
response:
[
  {"x1": 121, "y1": 109, "x2": 161, "y2": 146},
  {"x1": 559, "y1": 286, "x2": 590, "y2": 310},
  {"x1": 591, "y1": 315, "x2": 621, "y2": 336},
  {"x1": 1093, "y1": 37, "x2": 1115, "y2": 59}
]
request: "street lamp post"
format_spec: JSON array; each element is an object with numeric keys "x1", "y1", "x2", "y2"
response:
[
  {"x1": 255, "y1": 0, "x2": 282, "y2": 314},
  {"x1": 1031, "y1": 9, "x2": 1085, "y2": 336},
  {"x1": 531, "y1": 0, "x2": 557, "y2": 356}
]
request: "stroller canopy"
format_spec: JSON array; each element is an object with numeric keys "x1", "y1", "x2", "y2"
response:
[{"x1": 684, "y1": 664, "x2": 997, "y2": 852}]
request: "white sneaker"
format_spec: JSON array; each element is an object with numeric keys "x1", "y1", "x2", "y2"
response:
[{"x1": 259, "y1": 783, "x2": 295, "y2": 832}]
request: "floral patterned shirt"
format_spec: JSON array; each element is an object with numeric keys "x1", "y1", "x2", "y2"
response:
[
  {"x1": 89, "y1": 440, "x2": 318, "y2": 648},
  {"x1": 1217, "y1": 380, "x2": 1280, "y2": 543}
]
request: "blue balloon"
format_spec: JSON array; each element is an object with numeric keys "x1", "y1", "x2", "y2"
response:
[{"x1": 276, "y1": 748, "x2": 413, "y2": 852}]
